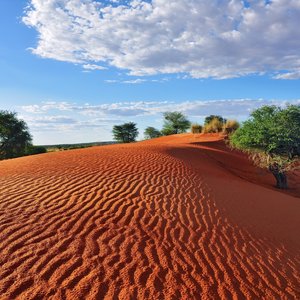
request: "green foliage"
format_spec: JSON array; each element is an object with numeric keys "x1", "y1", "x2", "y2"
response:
[
  {"x1": 161, "y1": 125, "x2": 175, "y2": 136},
  {"x1": 0, "y1": 110, "x2": 32, "y2": 159},
  {"x1": 223, "y1": 120, "x2": 240, "y2": 134},
  {"x1": 231, "y1": 105, "x2": 300, "y2": 158},
  {"x1": 230, "y1": 105, "x2": 300, "y2": 188},
  {"x1": 144, "y1": 127, "x2": 162, "y2": 139},
  {"x1": 204, "y1": 115, "x2": 226, "y2": 125},
  {"x1": 112, "y1": 122, "x2": 139, "y2": 143},
  {"x1": 203, "y1": 118, "x2": 223, "y2": 133},
  {"x1": 191, "y1": 123, "x2": 202, "y2": 134},
  {"x1": 162, "y1": 112, "x2": 191, "y2": 135},
  {"x1": 26, "y1": 146, "x2": 47, "y2": 155}
]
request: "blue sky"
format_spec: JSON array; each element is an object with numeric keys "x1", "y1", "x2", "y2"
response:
[{"x1": 0, "y1": 0, "x2": 299, "y2": 145}]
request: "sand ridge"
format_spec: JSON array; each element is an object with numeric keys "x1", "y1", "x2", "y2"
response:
[{"x1": 0, "y1": 134, "x2": 299, "y2": 299}]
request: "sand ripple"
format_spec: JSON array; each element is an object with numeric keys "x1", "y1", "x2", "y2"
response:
[{"x1": 0, "y1": 134, "x2": 299, "y2": 299}]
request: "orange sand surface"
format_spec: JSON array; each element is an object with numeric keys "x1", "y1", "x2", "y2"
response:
[{"x1": 0, "y1": 134, "x2": 299, "y2": 299}]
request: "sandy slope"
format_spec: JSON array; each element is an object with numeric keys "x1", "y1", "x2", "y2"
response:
[{"x1": 0, "y1": 134, "x2": 299, "y2": 300}]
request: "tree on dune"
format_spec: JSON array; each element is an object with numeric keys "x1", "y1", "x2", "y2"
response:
[
  {"x1": 0, "y1": 110, "x2": 32, "y2": 160},
  {"x1": 162, "y1": 112, "x2": 191, "y2": 135},
  {"x1": 144, "y1": 127, "x2": 162, "y2": 139},
  {"x1": 230, "y1": 105, "x2": 300, "y2": 189},
  {"x1": 112, "y1": 122, "x2": 139, "y2": 143}
]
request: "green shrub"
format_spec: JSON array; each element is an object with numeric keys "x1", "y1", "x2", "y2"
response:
[
  {"x1": 26, "y1": 146, "x2": 47, "y2": 155},
  {"x1": 230, "y1": 105, "x2": 300, "y2": 189},
  {"x1": 144, "y1": 127, "x2": 162, "y2": 139},
  {"x1": 191, "y1": 123, "x2": 202, "y2": 134}
]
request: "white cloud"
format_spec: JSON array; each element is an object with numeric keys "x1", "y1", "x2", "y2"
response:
[
  {"x1": 105, "y1": 77, "x2": 169, "y2": 84},
  {"x1": 21, "y1": 101, "x2": 74, "y2": 113},
  {"x1": 122, "y1": 79, "x2": 147, "y2": 84},
  {"x1": 28, "y1": 115, "x2": 77, "y2": 124},
  {"x1": 82, "y1": 64, "x2": 106, "y2": 70},
  {"x1": 21, "y1": 100, "x2": 172, "y2": 116},
  {"x1": 23, "y1": 0, "x2": 300, "y2": 79},
  {"x1": 273, "y1": 70, "x2": 300, "y2": 80},
  {"x1": 22, "y1": 113, "x2": 120, "y2": 132},
  {"x1": 105, "y1": 79, "x2": 119, "y2": 83},
  {"x1": 21, "y1": 99, "x2": 300, "y2": 119}
]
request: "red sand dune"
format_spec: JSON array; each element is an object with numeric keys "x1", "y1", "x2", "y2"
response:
[{"x1": 0, "y1": 134, "x2": 299, "y2": 299}]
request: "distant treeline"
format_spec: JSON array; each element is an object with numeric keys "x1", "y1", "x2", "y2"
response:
[{"x1": 43, "y1": 141, "x2": 118, "y2": 152}]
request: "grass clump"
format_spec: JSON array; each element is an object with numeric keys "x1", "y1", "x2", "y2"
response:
[
  {"x1": 203, "y1": 118, "x2": 223, "y2": 133},
  {"x1": 191, "y1": 123, "x2": 202, "y2": 134},
  {"x1": 223, "y1": 120, "x2": 240, "y2": 134}
]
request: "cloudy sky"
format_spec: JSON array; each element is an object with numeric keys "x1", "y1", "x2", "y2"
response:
[{"x1": 0, "y1": 0, "x2": 299, "y2": 144}]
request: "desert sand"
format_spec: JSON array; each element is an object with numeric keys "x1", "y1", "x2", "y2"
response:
[{"x1": 0, "y1": 134, "x2": 299, "y2": 299}]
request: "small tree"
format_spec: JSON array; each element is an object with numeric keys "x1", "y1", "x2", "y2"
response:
[
  {"x1": 162, "y1": 112, "x2": 191, "y2": 135},
  {"x1": 112, "y1": 122, "x2": 139, "y2": 143},
  {"x1": 230, "y1": 105, "x2": 300, "y2": 189},
  {"x1": 204, "y1": 115, "x2": 226, "y2": 125},
  {"x1": 0, "y1": 111, "x2": 32, "y2": 159},
  {"x1": 144, "y1": 127, "x2": 161, "y2": 139}
]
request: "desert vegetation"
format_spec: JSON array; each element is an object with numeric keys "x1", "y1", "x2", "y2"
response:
[
  {"x1": 113, "y1": 112, "x2": 191, "y2": 141},
  {"x1": 204, "y1": 115, "x2": 226, "y2": 125},
  {"x1": 112, "y1": 122, "x2": 139, "y2": 143},
  {"x1": 45, "y1": 142, "x2": 117, "y2": 152},
  {"x1": 230, "y1": 105, "x2": 300, "y2": 189},
  {"x1": 0, "y1": 110, "x2": 32, "y2": 159},
  {"x1": 0, "y1": 110, "x2": 47, "y2": 160},
  {"x1": 223, "y1": 119, "x2": 240, "y2": 134},
  {"x1": 191, "y1": 123, "x2": 202, "y2": 134},
  {"x1": 144, "y1": 127, "x2": 162, "y2": 139},
  {"x1": 26, "y1": 145, "x2": 47, "y2": 155},
  {"x1": 203, "y1": 117, "x2": 224, "y2": 133},
  {"x1": 161, "y1": 112, "x2": 191, "y2": 135},
  {"x1": 189, "y1": 115, "x2": 239, "y2": 135}
]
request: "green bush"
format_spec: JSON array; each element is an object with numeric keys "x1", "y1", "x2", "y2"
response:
[
  {"x1": 144, "y1": 127, "x2": 162, "y2": 139},
  {"x1": 230, "y1": 105, "x2": 300, "y2": 189},
  {"x1": 26, "y1": 146, "x2": 47, "y2": 155}
]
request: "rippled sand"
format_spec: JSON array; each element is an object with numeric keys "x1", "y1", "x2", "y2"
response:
[{"x1": 0, "y1": 134, "x2": 299, "y2": 299}]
